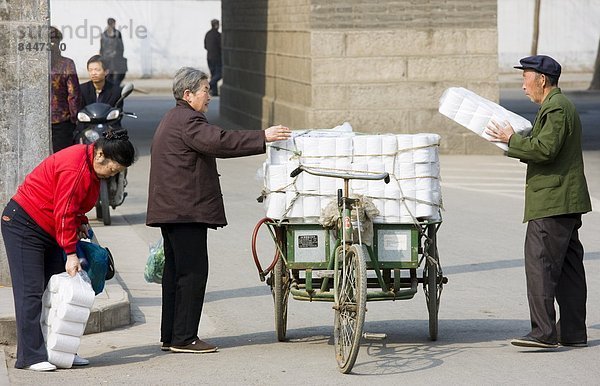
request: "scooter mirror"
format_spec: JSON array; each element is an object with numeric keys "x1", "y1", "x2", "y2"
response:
[
  {"x1": 115, "y1": 83, "x2": 134, "y2": 107},
  {"x1": 121, "y1": 83, "x2": 134, "y2": 98}
]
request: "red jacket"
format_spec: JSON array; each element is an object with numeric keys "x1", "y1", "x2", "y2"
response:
[{"x1": 13, "y1": 144, "x2": 100, "y2": 254}]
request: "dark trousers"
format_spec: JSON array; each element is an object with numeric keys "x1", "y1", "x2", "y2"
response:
[
  {"x1": 525, "y1": 214, "x2": 587, "y2": 344},
  {"x1": 51, "y1": 120, "x2": 76, "y2": 153},
  {"x1": 207, "y1": 59, "x2": 222, "y2": 96},
  {"x1": 160, "y1": 223, "x2": 209, "y2": 346},
  {"x1": 1, "y1": 200, "x2": 65, "y2": 368},
  {"x1": 109, "y1": 72, "x2": 126, "y2": 87}
]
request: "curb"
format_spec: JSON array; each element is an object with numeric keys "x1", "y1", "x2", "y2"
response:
[{"x1": 0, "y1": 281, "x2": 131, "y2": 345}]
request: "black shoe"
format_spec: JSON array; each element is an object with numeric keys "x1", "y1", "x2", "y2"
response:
[
  {"x1": 511, "y1": 335, "x2": 558, "y2": 349},
  {"x1": 170, "y1": 339, "x2": 218, "y2": 353},
  {"x1": 559, "y1": 341, "x2": 587, "y2": 348},
  {"x1": 160, "y1": 343, "x2": 171, "y2": 351}
]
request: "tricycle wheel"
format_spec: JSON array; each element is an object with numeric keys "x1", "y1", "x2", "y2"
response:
[
  {"x1": 272, "y1": 254, "x2": 290, "y2": 341},
  {"x1": 333, "y1": 244, "x2": 367, "y2": 374},
  {"x1": 424, "y1": 224, "x2": 440, "y2": 341}
]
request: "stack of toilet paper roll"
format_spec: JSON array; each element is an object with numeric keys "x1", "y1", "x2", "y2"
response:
[
  {"x1": 438, "y1": 87, "x2": 532, "y2": 151},
  {"x1": 41, "y1": 272, "x2": 95, "y2": 368},
  {"x1": 262, "y1": 123, "x2": 442, "y2": 224}
]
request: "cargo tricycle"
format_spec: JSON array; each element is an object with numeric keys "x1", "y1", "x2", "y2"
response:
[{"x1": 252, "y1": 165, "x2": 447, "y2": 374}]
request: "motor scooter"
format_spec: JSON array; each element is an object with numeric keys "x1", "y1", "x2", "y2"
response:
[{"x1": 76, "y1": 83, "x2": 136, "y2": 225}]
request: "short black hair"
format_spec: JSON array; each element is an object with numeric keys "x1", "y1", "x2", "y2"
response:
[{"x1": 87, "y1": 55, "x2": 107, "y2": 70}]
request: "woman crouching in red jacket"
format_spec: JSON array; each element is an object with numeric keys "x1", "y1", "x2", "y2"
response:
[{"x1": 1, "y1": 131, "x2": 135, "y2": 371}]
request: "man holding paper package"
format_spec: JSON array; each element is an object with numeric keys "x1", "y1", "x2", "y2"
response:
[{"x1": 486, "y1": 55, "x2": 592, "y2": 349}]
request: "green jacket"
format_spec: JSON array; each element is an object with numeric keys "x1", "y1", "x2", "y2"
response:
[{"x1": 507, "y1": 88, "x2": 591, "y2": 222}]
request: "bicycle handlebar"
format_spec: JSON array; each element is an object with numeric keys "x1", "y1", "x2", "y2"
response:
[{"x1": 290, "y1": 165, "x2": 390, "y2": 184}]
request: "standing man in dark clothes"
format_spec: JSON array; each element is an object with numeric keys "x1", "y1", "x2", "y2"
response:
[
  {"x1": 204, "y1": 19, "x2": 222, "y2": 96},
  {"x1": 100, "y1": 17, "x2": 127, "y2": 86}
]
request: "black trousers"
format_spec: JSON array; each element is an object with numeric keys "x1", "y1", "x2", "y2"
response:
[
  {"x1": 1, "y1": 200, "x2": 65, "y2": 368},
  {"x1": 51, "y1": 120, "x2": 76, "y2": 153},
  {"x1": 525, "y1": 214, "x2": 587, "y2": 344},
  {"x1": 207, "y1": 59, "x2": 222, "y2": 95},
  {"x1": 160, "y1": 223, "x2": 209, "y2": 346}
]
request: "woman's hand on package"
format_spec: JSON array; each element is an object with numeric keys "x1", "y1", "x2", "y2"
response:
[
  {"x1": 65, "y1": 253, "x2": 82, "y2": 277},
  {"x1": 77, "y1": 223, "x2": 90, "y2": 239},
  {"x1": 264, "y1": 125, "x2": 291, "y2": 143}
]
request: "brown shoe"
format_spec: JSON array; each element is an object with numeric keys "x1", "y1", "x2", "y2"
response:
[{"x1": 170, "y1": 339, "x2": 218, "y2": 353}]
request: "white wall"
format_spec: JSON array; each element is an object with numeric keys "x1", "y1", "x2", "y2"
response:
[
  {"x1": 50, "y1": 0, "x2": 221, "y2": 78},
  {"x1": 498, "y1": 0, "x2": 600, "y2": 72},
  {"x1": 50, "y1": 0, "x2": 599, "y2": 78}
]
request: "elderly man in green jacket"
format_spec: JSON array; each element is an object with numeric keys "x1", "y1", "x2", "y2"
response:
[{"x1": 487, "y1": 55, "x2": 592, "y2": 349}]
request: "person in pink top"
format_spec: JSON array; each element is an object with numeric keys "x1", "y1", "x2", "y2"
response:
[{"x1": 1, "y1": 131, "x2": 135, "y2": 371}]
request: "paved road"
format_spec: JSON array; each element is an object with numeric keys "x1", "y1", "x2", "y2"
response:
[{"x1": 3, "y1": 94, "x2": 600, "y2": 384}]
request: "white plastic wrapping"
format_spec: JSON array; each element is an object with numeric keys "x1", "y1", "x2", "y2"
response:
[
  {"x1": 40, "y1": 272, "x2": 94, "y2": 368},
  {"x1": 439, "y1": 87, "x2": 532, "y2": 151},
  {"x1": 260, "y1": 123, "x2": 443, "y2": 224}
]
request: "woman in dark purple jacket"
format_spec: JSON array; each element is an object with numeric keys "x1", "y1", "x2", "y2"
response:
[{"x1": 146, "y1": 67, "x2": 290, "y2": 353}]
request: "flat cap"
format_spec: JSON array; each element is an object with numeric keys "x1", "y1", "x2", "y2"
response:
[{"x1": 514, "y1": 55, "x2": 561, "y2": 78}]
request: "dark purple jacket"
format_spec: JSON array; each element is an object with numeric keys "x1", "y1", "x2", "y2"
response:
[{"x1": 146, "y1": 100, "x2": 266, "y2": 227}]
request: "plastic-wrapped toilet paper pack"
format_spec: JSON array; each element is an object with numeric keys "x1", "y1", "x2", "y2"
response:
[
  {"x1": 439, "y1": 87, "x2": 532, "y2": 151},
  {"x1": 47, "y1": 349, "x2": 75, "y2": 369},
  {"x1": 41, "y1": 272, "x2": 95, "y2": 368},
  {"x1": 261, "y1": 123, "x2": 442, "y2": 224}
]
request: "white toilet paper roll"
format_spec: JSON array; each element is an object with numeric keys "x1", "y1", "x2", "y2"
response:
[
  {"x1": 286, "y1": 191, "x2": 303, "y2": 218},
  {"x1": 318, "y1": 137, "x2": 336, "y2": 157},
  {"x1": 46, "y1": 332, "x2": 81, "y2": 353},
  {"x1": 395, "y1": 162, "x2": 416, "y2": 180},
  {"x1": 48, "y1": 273, "x2": 68, "y2": 293},
  {"x1": 336, "y1": 136, "x2": 353, "y2": 156},
  {"x1": 303, "y1": 196, "x2": 321, "y2": 218},
  {"x1": 266, "y1": 193, "x2": 287, "y2": 220},
  {"x1": 267, "y1": 164, "x2": 288, "y2": 191},
  {"x1": 381, "y1": 134, "x2": 397, "y2": 155},
  {"x1": 302, "y1": 137, "x2": 320, "y2": 157},
  {"x1": 59, "y1": 281, "x2": 95, "y2": 308},
  {"x1": 51, "y1": 318, "x2": 86, "y2": 337},
  {"x1": 400, "y1": 189, "x2": 416, "y2": 218},
  {"x1": 47, "y1": 349, "x2": 75, "y2": 369},
  {"x1": 454, "y1": 96, "x2": 478, "y2": 127},
  {"x1": 416, "y1": 190, "x2": 436, "y2": 218},
  {"x1": 467, "y1": 105, "x2": 493, "y2": 135},
  {"x1": 267, "y1": 140, "x2": 293, "y2": 164},
  {"x1": 416, "y1": 177, "x2": 433, "y2": 191},
  {"x1": 352, "y1": 136, "x2": 368, "y2": 156},
  {"x1": 438, "y1": 88, "x2": 465, "y2": 120},
  {"x1": 56, "y1": 303, "x2": 90, "y2": 324},
  {"x1": 319, "y1": 159, "x2": 337, "y2": 195}
]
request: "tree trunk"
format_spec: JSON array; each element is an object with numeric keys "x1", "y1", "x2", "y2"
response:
[
  {"x1": 590, "y1": 37, "x2": 600, "y2": 90},
  {"x1": 531, "y1": 0, "x2": 541, "y2": 55}
]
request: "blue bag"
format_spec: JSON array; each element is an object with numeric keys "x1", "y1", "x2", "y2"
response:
[{"x1": 76, "y1": 230, "x2": 111, "y2": 295}]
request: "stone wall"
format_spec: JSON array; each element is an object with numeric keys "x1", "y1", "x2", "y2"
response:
[
  {"x1": 221, "y1": 0, "x2": 501, "y2": 154},
  {"x1": 0, "y1": 0, "x2": 50, "y2": 285}
]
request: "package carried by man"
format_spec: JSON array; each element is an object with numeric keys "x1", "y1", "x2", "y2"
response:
[{"x1": 438, "y1": 87, "x2": 532, "y2": 151}]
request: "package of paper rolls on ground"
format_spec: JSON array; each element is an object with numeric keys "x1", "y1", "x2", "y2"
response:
[
  {"x1": 260, "y1": 122, "x2": 442, "y2": 225},
  {"x1": 40, "y1": 272, "x2": 95, "y2": 368}
]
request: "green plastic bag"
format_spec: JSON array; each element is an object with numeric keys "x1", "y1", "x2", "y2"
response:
[{"x1": 144, "y1": 237, "x2": 164, "y2": 284}]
